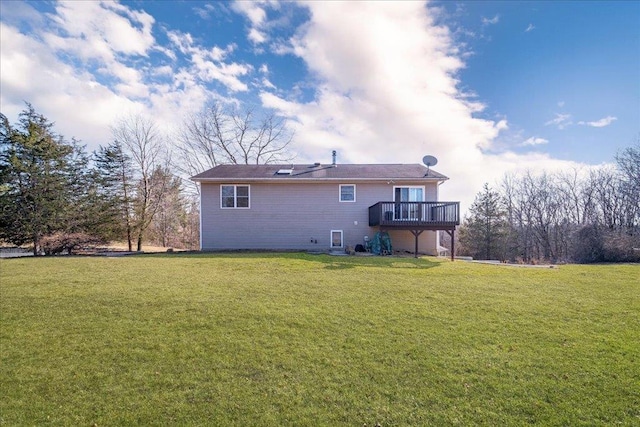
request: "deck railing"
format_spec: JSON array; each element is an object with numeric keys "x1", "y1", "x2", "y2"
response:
[{"x1": 369, "y1": 201, "x2": 460, "y2": 228}]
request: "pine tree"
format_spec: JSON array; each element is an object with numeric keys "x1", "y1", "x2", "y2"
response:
[
  {"x1": 0, "y1": 106, "x2": 77, "y2": 254},
  {"x1": 459, "y1": 183, "x2": 509, "y2": 260},
  {"x1": 94, "y1": 141, "x2": 135, "y2": 249}
]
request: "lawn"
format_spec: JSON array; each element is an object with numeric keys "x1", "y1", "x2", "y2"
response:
[{"x1": 1, "y1": 253, "x2": 638, "y2": 426}]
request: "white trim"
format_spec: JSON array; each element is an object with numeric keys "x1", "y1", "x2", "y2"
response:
[
  {"x1": 330, "y1": 230, "x2": 343, "y2": 248},
  {"x1": 339, "y1": 184, "x2": 356, "y2": 202},
  {"x1": 220, "y1": 184, "x2": 251, "y2": 209},
  {"x1": 198, "y1": 184, "x2": 203, "y2": 250},
  {"x1": 192, "y1": 177, "x2": 447, "y2": 183}
]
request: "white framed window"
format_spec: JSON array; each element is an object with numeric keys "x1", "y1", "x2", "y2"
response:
[
  {"x1": 330, "y1": 230, "x2": 343, "y2": 248},
  {"x1": 339, "y1": 184, "x2": 356, "y2": 202},
  {"x1": 220, "y1": 185, "x2": 250, "y2": 209}
]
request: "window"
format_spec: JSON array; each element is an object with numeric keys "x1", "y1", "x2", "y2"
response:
[
  {"x1": 331, "y1": 230, "x2": 343, "y2": 248},
  {"x1": 393, "y1": 186, "x2": 425, "y2": 220},
  {"x1": 339, "y1": 184, "x2": 356, "y2": 202},
  {"x1": 394, "y1": 186, "x2": 424, "y2": 203},
  {"x1": 221, "y1": 185, "x2": 250, "y2": 209}
]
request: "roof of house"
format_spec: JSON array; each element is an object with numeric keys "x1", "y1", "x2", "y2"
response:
[{"x1": 191, "y1": 163, "x2": 448, "y2": 182}]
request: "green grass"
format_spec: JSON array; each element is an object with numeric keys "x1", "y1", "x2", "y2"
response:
[{"x1": 1, "y1": 253, "x2": 638, "y2": 426}]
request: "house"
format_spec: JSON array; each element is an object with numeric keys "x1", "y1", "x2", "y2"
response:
[{"x1": 191, "y1": 156, "x2": 460, "y2": 259}]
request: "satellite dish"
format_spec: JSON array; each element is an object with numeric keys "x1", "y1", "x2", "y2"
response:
[
  {"x1": 422, "y1": 155, "x2": 438, "y2": 176},
  {"x1": 422, "y1": 155, "x2": 438, "y2": 167}
]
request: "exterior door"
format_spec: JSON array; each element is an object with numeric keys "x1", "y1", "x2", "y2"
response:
[{"x1": 394, "y1": 187, "x2": 424, "y2": 220}]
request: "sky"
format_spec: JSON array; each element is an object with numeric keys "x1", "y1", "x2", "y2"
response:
[{"x1": 1, "y1": 0, "x2": 638, "y2": 209}]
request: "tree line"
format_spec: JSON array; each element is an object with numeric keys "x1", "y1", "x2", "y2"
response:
[
  {"x1": 458, "y1": 141, "x2": 640, "y2": 263},
  {"x1": 3, "y1": 102, "x2": 637, "y2": 263},
  {"x1": 0, "y1": 103, "x2": 292, "y2": 255}
]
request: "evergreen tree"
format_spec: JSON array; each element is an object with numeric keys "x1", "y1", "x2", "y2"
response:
[
  {"x1": 94, "y1": 141, "x2": 135, "y2": 248},
  {"x1": 459, "y1": 183, "x2": 509, "y2": 260},
  {"x1": 0, "y1": 106, "x2": 79, "y2": 254},
  {"x1": 0, "y1": 105, "x2": 119, "y2": 254}
]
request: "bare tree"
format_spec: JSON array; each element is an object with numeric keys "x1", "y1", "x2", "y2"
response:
[
  {"x1": 111, "y1": 114, "x2": 167, "y2": 251},
  {"x1": 496, "y1": 155, "x2": 639, "y2": 263},
  {"x1": 615, "y1": 138, "x2": 640, "y2": 231},
  {"x1": 180, "y1": 194, "x2": 200, "y2": 250},
  {"x1": 146, "y1": 166, "x2": 183, "y2": 248},
  {"x1": 174, "y1": 103, "x2": 294, "y2": 188},
  {"x1": 589, "y1": 166, "x2": 626, "y2": 230}
]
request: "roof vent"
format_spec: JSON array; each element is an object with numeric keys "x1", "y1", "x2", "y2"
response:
[
  {"x1": 313, "y1": 162, "x2": 321, "y2": 167},
  {"x1": 275, "y1": 168, "x2": 293, "y2": 175}
]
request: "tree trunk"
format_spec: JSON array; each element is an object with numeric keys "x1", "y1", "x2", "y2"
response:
[{"x1": 126, "y1": 226, "x2": 133, "y2": 252}]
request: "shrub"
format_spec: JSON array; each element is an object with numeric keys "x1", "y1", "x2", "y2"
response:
[
  {"x1": 40, "y1": 233, "x2": 106, "y2": 255},
  {"x1": 573, "y1": 225, "x2": 604, "y2": 263},
  {"x1": 574, "y1": 225, "x2": 640, "y2": 263}
]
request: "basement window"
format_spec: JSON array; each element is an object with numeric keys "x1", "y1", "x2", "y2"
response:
[{"x1": 331, "y1": 230, "x2": 343, "y2": 248}]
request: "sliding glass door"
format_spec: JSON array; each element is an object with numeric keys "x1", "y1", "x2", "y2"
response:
[{"x1": 394, "y1": 187, "x2": 424, "y2": 220}]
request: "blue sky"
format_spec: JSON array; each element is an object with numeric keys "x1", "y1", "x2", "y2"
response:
[{"x1": 1, "y1": 1, "x2": 638, "y2": 207}]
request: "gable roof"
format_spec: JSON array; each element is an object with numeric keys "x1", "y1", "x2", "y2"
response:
[{"x1": 191, "y1": 163, "x2": 448, "y2": 182}]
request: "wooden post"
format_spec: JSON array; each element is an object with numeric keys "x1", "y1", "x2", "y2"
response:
[
  {"x1": 451, "y1": 228, "x2": 455, "y2": 262},
  {"x1": 445, "y1": 229, "x2": 455, "y2": 262},
  {"x1": 410, "y1": 230, "x2": 424, "y2": 258}
]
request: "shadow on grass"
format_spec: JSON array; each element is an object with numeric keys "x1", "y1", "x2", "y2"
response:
[{"x1": 145, "y1": 250, "x2": 443, "y2": 270}]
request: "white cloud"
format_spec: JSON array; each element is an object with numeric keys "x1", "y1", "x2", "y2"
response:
[
  {"x1": 261, "y1": 77, "x2": 276, "y2": 90},
  {"x1": 525, "y1": 23, "x2": 535, "y2": 32},
  {"x1": 49, "y1": 1, "x2": 155, "y2": 58},
  {"x1": 193, "y1": 4, "x2": 217, "y2": 20},
  {"x1": 0, "y1": 22, "x2": 141, "y2": 148},
  {"x1": 166, "y1": 30, "x2": 194, "y2": 55},
  {"x1": 0, "y1": 1, "x2": 593, "y2": 213},
  {"x1": 0, "y1": 3, "x2": 245, "y2": 152},
  {"x1": 270, "y1": 41, "x2": 295, "y2": 55},
  {"x1": 0, "y1": 1, "x2": 44, "y2": 27},
  {"x1": 258, "y1": 2, "x2": 587, "y2": 210},
  {"x1": 557, "y1": 100, "x2": 565, "y2": 107},
  {"x1": 31, "y1": 1, "x2": 158, "y2": 98},
  {"x1": 233, "y1": 1, "x2": 267, "y2": 26},
  {"x1": 521, "y1": 136, "x2": 549, "y2": 146},
  {"x1": 545, "y1": 113, "x2": 572, "y2": 129},
  {"x1": 482, "y1": 15, "x2": 500, "y2": 25},
  {"x1": 166, "y1": 30, "x2": 251, "y2": 92},
  {"x1": 232, "y1": 1, "x2": 268, "y2": 45},
  {"x1": 248, "y1": 28, "x2": 267, "y2": 44},
  {"x1": 578, "y1": 116, "x2": 617, "y2": 127}
]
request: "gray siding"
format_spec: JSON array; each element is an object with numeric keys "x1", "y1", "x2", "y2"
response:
[{"x1": 200, "y1": 181, "x2": 440, "y2": 254}]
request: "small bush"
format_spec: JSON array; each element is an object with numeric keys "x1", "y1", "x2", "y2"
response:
[
  {"x1": 602, "y1": 231, "x2": 640, "y2": 263},
  {"x1": 40, "y1": 233, "x2": 106, "y2": 255},
  {"x1": 573, "y1": 225, "x2": 604, "y2": 263},
  {"x1": 574, "y1": 225, "x2": 640, "y2": 263}
]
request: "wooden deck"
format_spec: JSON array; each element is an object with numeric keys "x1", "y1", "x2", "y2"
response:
[
  {"x1": 368, "y1": 201, "x2": 460, "y2": 229},
  {"x1": 368, "y1": 201, "x2": 460, "y2": 259}
]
